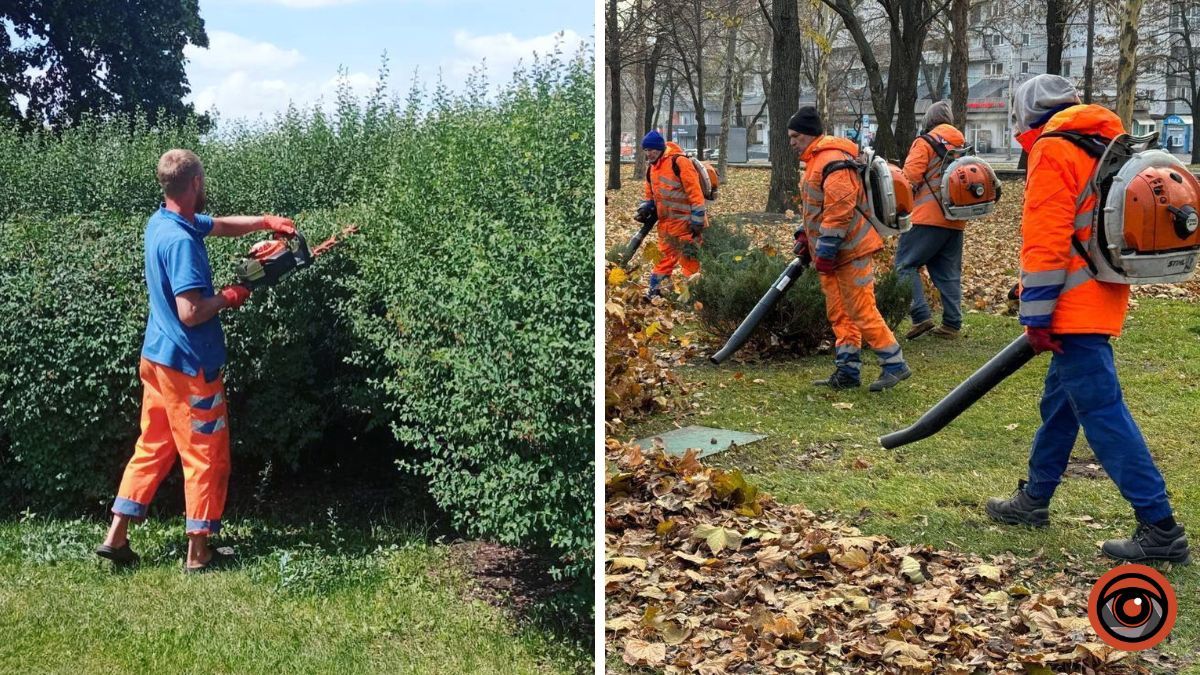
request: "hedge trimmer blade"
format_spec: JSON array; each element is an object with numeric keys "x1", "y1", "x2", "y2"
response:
[{"x1": 311, "y1": 224, "x2": 360, "y2": 257}]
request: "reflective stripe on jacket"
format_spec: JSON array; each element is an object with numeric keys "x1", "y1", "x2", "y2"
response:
[
  {"x1": 1019, "y1": 104, "x2": 1130, "y2": 336},
  {"x1": 644, "y1": 142, "x2": 706, "y2": 223},
  {"x1": 904, "y1": 123, "x2": 966, "y2": 230},
  {"x1": 799, "y1": 135, "x2": 882, "y2": 265}
]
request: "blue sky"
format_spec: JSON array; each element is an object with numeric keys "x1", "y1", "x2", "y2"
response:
[{"x1": 186, "y1": 0, "x2": 594, "y2": 123}]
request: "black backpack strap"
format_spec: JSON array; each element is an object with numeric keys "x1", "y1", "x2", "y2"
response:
[
  {"x1": 820, "y1": 158, "x2": 860, "y2": 186},
  {"x1": 1037, "y1": 130, "x2": 1110, "y2": 276},
  {"x1": 672, "y1": 155, "x2": 682, "y2": 178},
  {"x1": 919, "y1": 133, "x2": 948, "y2": 160},
  {"x1": 1037, "y1": 130, "x2": 1110, "y2": 158}
]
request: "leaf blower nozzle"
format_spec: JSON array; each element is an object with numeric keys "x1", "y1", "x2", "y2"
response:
[
  {"x1": 710, "y1": 257, "x2": 807, "y2": 365},
  {"x1": 879, "y1": 334, "x2": 1037, "y2": 449}
]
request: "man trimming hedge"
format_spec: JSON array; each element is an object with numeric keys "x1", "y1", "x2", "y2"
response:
[{"x1": 94, "y1": 149, "x2": 297, "y2": 572}]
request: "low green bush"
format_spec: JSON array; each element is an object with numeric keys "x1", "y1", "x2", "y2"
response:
[{"x1": 692, "y1": 219, "x2": 911, "y2": 356}]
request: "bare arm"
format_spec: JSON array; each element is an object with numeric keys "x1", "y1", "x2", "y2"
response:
[
  {"x1": 210, "y1": 216, "x2": 267, "y2": 237},
  {"x1": 175, "y1": 288, "x2": 228, "y2": 327}
]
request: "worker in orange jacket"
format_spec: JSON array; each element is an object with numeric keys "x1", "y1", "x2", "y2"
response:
[
  {"x1": 896, "y1": 100, "x2": 966, "y2": 340},
  {"x1": 94, "y1": 149, "x2": 298, "y2": 572},
  {"x1": 789, "y1": 106, "x2": 911, "y2": 392},
  {"x1": 639, "y1": 130, "x2": 706, "y2": 297},
  {"x1": 986, "y1": 75, "x2": 1189, "y2": 564}
]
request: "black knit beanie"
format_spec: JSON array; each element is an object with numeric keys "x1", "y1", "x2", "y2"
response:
[{"x1": 788, "y1": 106, "x2": 823, "y2": 135}]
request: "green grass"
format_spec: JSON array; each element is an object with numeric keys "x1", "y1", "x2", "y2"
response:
[
  {"x1": 0, "y1": 514, "x2": 588, "y2": 674},
  {"x1": 628, "y1": 298, "x2": 1200, "y2": 670}
]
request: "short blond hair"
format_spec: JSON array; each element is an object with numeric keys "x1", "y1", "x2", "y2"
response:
[{"x1": 156, "y1": 149, "x2": 204, "y2": 197}]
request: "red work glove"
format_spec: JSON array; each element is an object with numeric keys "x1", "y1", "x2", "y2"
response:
[
  {"x1": 220, "y1": 285, "x2": 251, "y2": 310},
  {"x1": 1025, "y1": 326, "x2": 1063, "y2": 355},
  {"x1": 813, "y1": 255, "x2": 837, "y2": 275},
  {"x1": 263, "y1": 215, "x2": 296, "y2": 237}
]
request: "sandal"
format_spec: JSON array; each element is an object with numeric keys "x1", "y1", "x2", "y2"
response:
[
  {"x1": 183, "y1": 546, "x2": 236, "y2": 574},
  {"x1": 95, "y1": 541, "x2": 140, "y2": 567}
]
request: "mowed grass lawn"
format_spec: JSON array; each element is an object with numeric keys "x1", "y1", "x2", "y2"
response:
[
  {"x1": 627, "y1": 298, "x2": 1200, "y2": 669},
  {"x1": 0, "y1": 515, "x2": 587, "y2": 674}
]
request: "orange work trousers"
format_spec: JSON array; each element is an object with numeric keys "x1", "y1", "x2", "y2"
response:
[
  {"x1": 818, "y1": 256, "x2": 905, "y2": 367},
  {"x1": 653, "y1": 219, "x2": 701, "y2": 277},
  {"x1": 111, "y1": 358, "x2": 231, "y2": 535}
]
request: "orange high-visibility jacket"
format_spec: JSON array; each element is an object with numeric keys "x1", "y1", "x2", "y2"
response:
[
  {"x1": 904, "y1": 123, "x2": 967, "y2": 230},
  {"x1": 1019, "y1": 104, "x2": 1130, "y2": 336},
  {"x1": 644, "y1": 142, "x2": 706, "y2": 225},
  {"x1": 799, "y1": 135, "x2": 882, "y2": 264}
]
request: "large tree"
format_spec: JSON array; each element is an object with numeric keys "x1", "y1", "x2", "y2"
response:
[
  {"x1": 763, "y1": 0, "x2": 802, "y2": 212},
  {"x1": 1, "y1": 0, "x2": 208, "y2": 128},
  {"x1": 823, "y1": 0, "x2": 948, "y2": 159}
]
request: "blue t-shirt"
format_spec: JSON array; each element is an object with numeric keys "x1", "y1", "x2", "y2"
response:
[{"x1": 141, "y1": 206, "x2": 226, "y2": 377}]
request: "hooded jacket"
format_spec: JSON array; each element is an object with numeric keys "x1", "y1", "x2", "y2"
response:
[
  {"x1": 799, "y1": 135, "x2": 883, "y2": 264},
  {"x1": 904, "y1": 123, "x2": 967, "y2": 230},
  {"x1": 1019, "y1": 104, "x2": 1129, "y2": 336}
]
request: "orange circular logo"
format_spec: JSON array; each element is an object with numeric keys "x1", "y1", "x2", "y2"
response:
[{"x1": 1088, "y1": 564, "x2": 1177, "y2": 651}]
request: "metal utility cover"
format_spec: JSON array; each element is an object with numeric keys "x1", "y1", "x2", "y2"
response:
[{"x1": 634, "y1": 425, "x2": 766, "y2": 458}]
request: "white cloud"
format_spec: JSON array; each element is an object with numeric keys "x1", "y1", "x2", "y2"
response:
[
  {"x1": 447, "y1": 29, "x2": 584, "y2": 82},
  {"x1": 188, "y1": 70, "x2": 376, "y2": 122},
  {"x1": 185, "y1": 31, "x2": 304, "y2": 72}
]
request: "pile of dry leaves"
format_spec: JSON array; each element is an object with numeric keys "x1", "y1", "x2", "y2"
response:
[
  {"x1": 605, "y1": 440, "x2": 1152, "y2": 674},
  {"x1": 605, "y1": 263, "x2": 707, "y2": 431}
]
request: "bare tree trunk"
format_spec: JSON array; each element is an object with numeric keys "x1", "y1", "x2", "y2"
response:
[
  {"x1": 636, "y1": 39, "x2": 664, "y2": 179},
  {"x1": 692, "y1": 0, "x2": 708, "y2": 159},
  {"x1": 1115, "y1": 0, "x2": 1145, "y2": 128},
  {"x1": 1045, "y1": 0, "x2": 1067, "y2": 75},
  {"x1": 718, "y1": 17, "x2": 740, "y2": 180},
  {"x1": 950, "y1": 0, "x2": 968, "y2": 129},
  {"x1": 1193, "y1": 94, "x2": 1200, "y2": 164},
  {"x1": 767, "y1": 0, "x2": 803, "y2": 213},
  {"x1": 666, "y1": 79, "x2": 676, "y2": 141},
  {"x1": 1084, "y1": 0, "x2": 1095, "y2": 103},
  {"x1": 606, "y1": 0, "x2": 622, "y2": 189}
]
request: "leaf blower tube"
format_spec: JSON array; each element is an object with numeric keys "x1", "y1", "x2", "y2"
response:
[
  {"x1": 879, "y1": 334, "x2": 1037, "y2": 449},
  {"x1": 710, "y1": 257, "x2": 808, "y2": 365},
  {"x1": 620, "y1": 220, "x2": 656, "y2": 266}
]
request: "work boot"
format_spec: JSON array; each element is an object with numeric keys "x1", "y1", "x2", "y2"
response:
[
  {"x1": 905, "y1": 319, "x2": 934, "y2": 340},
  {"x1": 932, "y1": 325, "x2": 960, "y2": 340},
  {"x1": 1102, "y1": 520, "x2": 1192, "y2": 564},
  {"x1": 985, "y1": 479, "x2": 1050, "y2": 528},
  {"x1": 812, "y1": 369, "x2": 860, "y2": 390},
  {"x1": 869, "y1": 364, "x2": 912, "y2": 392},
  {"x1": 645, "y1": 273, "x2": 665, "y2": 300}
]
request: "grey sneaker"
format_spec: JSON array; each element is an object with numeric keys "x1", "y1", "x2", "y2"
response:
[
  {"x1": 1102, "y1": 521, "x2": 1191, "y2": 564},
  {"x1": 986, "y1": 479, "x2": 1050, "y2": 528},
  {"x1": 868, "y1": 365, "x2": 911, "y2": 392},
  {"x1": 905, "y1": 319, "x2": 935, "y2": 340}
]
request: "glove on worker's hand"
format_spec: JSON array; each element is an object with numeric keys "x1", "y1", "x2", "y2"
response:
[
  {"x1": 635, "y1": 200, "x2": 656, "y2": 224},
  {"x1": 220, "y1": 285, "x2": 251, "y2": 310},
  {"x1": 263, "y1": 215, "x2": 297, "y2": 237},
  {"x1": 1025, "y1": 326, "x2": 1063, "y2": 355},
  {"x1": 813, "y1": 255, "x2": 836, "y2": 275},
  {"x1": 793, "y1": 229, "x2": 812, "y2": 266}
]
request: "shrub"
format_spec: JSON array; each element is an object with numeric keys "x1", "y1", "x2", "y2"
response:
[
  {"x1": 692, "y1": 218, "x2": 911, "y2": 357},
  {"x1": 0, "y1": 50, "x2": 594, "y2": 616}
]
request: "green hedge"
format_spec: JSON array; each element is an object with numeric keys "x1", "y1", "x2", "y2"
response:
[
  {"x1": 693, "y1": 219, "x2": 911, "y2": 356},
  {"x1": 0, "y1": 53, "x2": 593, "y2": 608}
]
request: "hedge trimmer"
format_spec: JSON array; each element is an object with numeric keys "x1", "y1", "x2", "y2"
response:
[{"x1": 234, "y1": 224, "x2": 359, "y2": 290}]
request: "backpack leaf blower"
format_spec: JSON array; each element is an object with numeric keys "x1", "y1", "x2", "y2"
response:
[
  {"x1": 879, "y1": 334, "x2": 1036, "y2": 449},
  {"x1": 234, "y1": 224, "x2": 359, "y2": 290}
]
